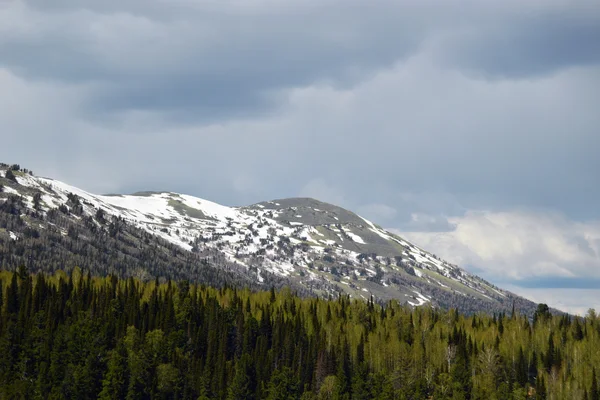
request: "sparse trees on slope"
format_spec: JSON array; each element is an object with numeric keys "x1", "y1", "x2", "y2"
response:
[{"x1": 4, "y1": 169, "x2": 16, "y2": 182}]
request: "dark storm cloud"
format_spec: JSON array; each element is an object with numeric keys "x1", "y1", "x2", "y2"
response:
[
  {"x1": 1, "y1": 1, "x2": 425, "y2": 120},
  {"x1": 2, "y1": 0, "x2": 598, "y2": 123},
  {"x1": 439, "y1": 8, "x2": 600, "y2": 78}
]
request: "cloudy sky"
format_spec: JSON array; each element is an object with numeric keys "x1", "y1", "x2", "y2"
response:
[{"x1": 2, "y1": 0, "x2": 599, "y2": 314}]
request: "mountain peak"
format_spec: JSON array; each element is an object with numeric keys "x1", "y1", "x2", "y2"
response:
[
  {"x1": 247, "y1": 197, "x2": 366, "y2": 227},
  {"x1": 0, "y1": 163, "x2": 538, "y2": 315}
]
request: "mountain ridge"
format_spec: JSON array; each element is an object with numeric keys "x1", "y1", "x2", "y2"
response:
[{"x1": 0, "y1": 163, "x2": 541, "y2": 315}]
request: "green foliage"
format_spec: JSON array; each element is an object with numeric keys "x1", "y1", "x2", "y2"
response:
[
  {"x1": 99, "y1": 340, "x2": 129, "y2": 400},
  {"x1": 0, "y1": 270, "x2": 598, "y2": 399},
  {"x1": 533, "y1": 303, "x2": 551, "y2": 324},
  {"x1": 228, "y1": 353, "x2": 256, "y2": 400},
  {"x1": 266, "y1": 367, "x2": 299, "y2": 400}
]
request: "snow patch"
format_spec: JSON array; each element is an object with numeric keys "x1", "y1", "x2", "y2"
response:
[
  {"x1": 346, "y1": 231, "x2": 366, "y2": 244},
  {"x1": 3, "y1": 186, "x2": 18, "y2": 195},
  {"x1": 407, "y1": 291, "x2": 430, "y2": 306}
]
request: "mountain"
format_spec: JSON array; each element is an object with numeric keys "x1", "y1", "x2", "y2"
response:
[{"x1": 0, "y1": 163, "x2": 539, "y2": 315}]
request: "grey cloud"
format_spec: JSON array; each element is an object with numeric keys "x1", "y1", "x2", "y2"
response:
[
  {"x1": 1, "y1": 1, "x2": 425, "y2": 121},
  {"x1": 2, "y1": 42, "x2": 599, "y2": 222},
  {"x1": 438, "y1": 8, "x2": 600, "y2": 79},
  {"x1": 298, "y1": 179, "x2": 348, "y2": 208},
  {"x1": 356, "y1": 203, "x2": 398, "y2": 223},
  {"x1": 2, "y1": 0, "x2": 599, "y2": 125}
]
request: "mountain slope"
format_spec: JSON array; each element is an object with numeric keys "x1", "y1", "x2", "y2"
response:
[{"x1": 0, "y1": 164, "x2": 539, "y2": 315}]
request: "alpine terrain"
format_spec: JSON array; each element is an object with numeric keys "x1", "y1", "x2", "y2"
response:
[{"x1": 0, "y1": 163, "x2": 538, "y2": 315}]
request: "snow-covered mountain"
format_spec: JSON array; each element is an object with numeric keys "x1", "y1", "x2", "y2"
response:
[{"x1": 0, "y1": 164, "x2": 537, "y2": 314}]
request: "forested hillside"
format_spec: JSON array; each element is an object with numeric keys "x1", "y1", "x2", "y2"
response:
[
  {"x1": 1, "y1": 268, "x2": 598, "y2": 399},
  {"x1": 0, "y1": 180, "x2": 303, "y2": 294},
  {"x1": 0, "y1": 163, "x2": 540, "y2": 316}
]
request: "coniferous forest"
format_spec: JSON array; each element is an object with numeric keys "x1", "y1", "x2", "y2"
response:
[{"x1": 0, "y1": 267, "x2": 599, "y2": 399}]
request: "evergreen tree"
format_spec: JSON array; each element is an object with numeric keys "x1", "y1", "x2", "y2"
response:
[
  {"x1": 4, "y1": 169, "x2": 16, "y2": 182},
  {"x1": 0, "y1": 270, "x2": 598, "y2": 399},
  {"x1": 544, "y1": 334, "x2": 555, "y2": 372},
  {"x1": 529, "y1": 351, "x2": 538, "y2": 384},
  {"x1": 351, "y1": 362, "x2": 370, "y2": 400},
  {"x1": 516, "y1": 346, "x2": 528, "y2": 387},
  {"x1": 228, "y1": 353, "x2": 256, "y2": 400},
  {"x1": 591, "y1": 368, "x2": 599, "y2": 400},
  {"x1": 99, "y1": 340, "x2": 129, "y2": 400},
  {"x1": 335, "y1": 340, "x2": 352, "y2": 399},
  {"x1": 266, "y1": 367, "x2": 299, "y2": 400},
  {"x1": 533, "y1": 304, "x2": 551, "y2": 325}
]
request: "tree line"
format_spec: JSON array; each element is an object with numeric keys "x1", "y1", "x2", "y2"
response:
[
  {"x1": 0, "y1": 267, "x2": 598, "y2": 399},
  {"x1": 0, "y1": 192, "x2": 298, "y2": 295}
]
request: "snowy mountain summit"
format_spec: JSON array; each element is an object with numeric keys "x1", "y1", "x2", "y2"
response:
[{"x1": 0, "y1": 164, "x2": 536, "y2": 314}]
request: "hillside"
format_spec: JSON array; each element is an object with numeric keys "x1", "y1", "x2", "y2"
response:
[
  {"x1": 0, "y1": 270, "x2": 595, "y2": 399},
  {"x1": 0, "y1": 163, "x2": 538, "y2": 315}
]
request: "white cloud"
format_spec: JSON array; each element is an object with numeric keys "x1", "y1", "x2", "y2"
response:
[{"x1": 395, "y1": 210, "x2": 600, "y2": 281}]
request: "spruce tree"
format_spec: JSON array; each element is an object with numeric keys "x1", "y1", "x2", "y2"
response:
[
  {"x1": 591, "y1": 368, "x2": 599, "y2": 400},
  {"x1": 516, "y1": 346, "x2": 528, "y2": 387}
]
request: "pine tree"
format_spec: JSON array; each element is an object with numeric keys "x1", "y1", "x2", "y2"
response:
[
  {"x1": 516, "y1": 346, "x2": 528, "y2": 387},
  {"x1": 529, "y1": 351, "x2": 538, "y2": 384},
  {"x1": 335, "y1": 340, "x2": 352, "y2": 399},
  {"x1": 451, "y1": 340, "x2": 471, "y2": 398},
  {"x1": 574, "y1": 318, "x2": 584, "y2": 341},
  {"x1": 544, "y1": 335, "x2": 555, "y2": 372},
  {"x1": 351, "y1": 362, "x2": 370, "y2": 400},
  {"x1": 228, "y1": 353, "x2": 256, "y2": 400},
  {"x1": 5, "y1": 273, "x2": 19, "y2": 315},
  {"x1": 591, "y1": 368, "x2": 599, "y2": 400}
]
